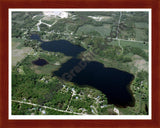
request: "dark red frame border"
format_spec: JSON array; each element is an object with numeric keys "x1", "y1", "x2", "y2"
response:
[{"x1": 0, "y1": 0, "x2": 160, "y2": 128}]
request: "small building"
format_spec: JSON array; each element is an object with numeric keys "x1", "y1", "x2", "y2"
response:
[
  {"x1": 42, "y1": 110, "x2": 46, "y2": 114},
  {"x1": 113, "y1": 107, "x2": 119, "y2": 115}
]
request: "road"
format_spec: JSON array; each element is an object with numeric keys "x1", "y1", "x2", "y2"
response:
[
  {"x1": 118, "y1": 39, "x2": 123, "y2": 53},
  {"x1": 12, "y1": 100, "x2": 83, "y2": 115},
  {"x1": 116, "y1": 12, "x2": 122, "y2": 39},
  {"x1": 66, "y1": 88, "x2": 76, "y2": 111},
  {"x1": 36, "y1": 19, "x2": 57, "y2": 31}
]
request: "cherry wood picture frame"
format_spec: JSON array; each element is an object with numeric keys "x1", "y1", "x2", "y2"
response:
[{"x1": 0, "y1": 0, "x2": 160, "y2": 128}]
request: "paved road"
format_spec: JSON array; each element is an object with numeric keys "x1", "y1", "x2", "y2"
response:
[{"x1": 12, "y1": 100, "x2": 83, "y2": 115}]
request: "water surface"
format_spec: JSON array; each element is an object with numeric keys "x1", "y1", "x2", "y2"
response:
[
  {"x1": 30, "y1": 34, "x2": 86, "y2": 57},
  {"x1": 32, "y1": 58, "x2": 49, "y2": 66}
]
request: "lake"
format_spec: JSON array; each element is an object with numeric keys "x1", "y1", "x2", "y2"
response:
[
  {"x1": 31, "y1": 34, "x2": 86, "y2": 57},
  {"x1": 32, "y1": 58, "x2": 49, "y2": 66},
  {"x1": 53, "y1": 58, "x2": 135, "y2": 107},
  {"x1": 31, "y1": 34, "x2": 135, "y2": 107}
]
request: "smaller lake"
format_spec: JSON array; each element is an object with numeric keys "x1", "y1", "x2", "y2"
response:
[
  {"x1": 30, "y1": 34, "x2": 86, "y2": 57},
  {"x1": 40, "y1": 40, "x2": 86, "y2": 57},
  {"x1": 32, "y1": 58, "x2": 49, "y2": 66},
  {"x1": 30, "y1": 34, "x2": 42, "y2": 42}
]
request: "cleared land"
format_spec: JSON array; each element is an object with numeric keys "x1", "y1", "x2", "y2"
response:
[
  {"x1": 76, "y1": 24, "x2": 111, "y2": 37},
  {"x1": 12, "y1": 38, "x2": 33, "y2": 66}
]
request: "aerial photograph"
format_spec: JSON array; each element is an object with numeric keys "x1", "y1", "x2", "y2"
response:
[{"x1": 11, "y1": 10, "x2": 150, "y2": 116}]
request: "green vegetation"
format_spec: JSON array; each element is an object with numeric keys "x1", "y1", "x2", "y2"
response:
[
  {"x1": 135, "y1": 22, "x2": 148, "y2": 29},
  {"x1": 41, "y1": 18, "x2": 56, "y2": 25},
  {"x1": 12, "y1": 12, "x2": 42, "y2": 38},
  {"x1": 134, "y1": 28, "x2": 148, "y2": 41},
  {"x1": 39, "y1": 24, "x2": 49, "y2": 32},
  {"x1": 76, "y1": 24, "x2": 111, "y2": 37}
]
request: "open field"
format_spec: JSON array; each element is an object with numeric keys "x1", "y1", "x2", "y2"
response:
[
  {"x1": 30, "y1": 64, "x2": 60, "y2": 75},
  {"x1": 134, "y1": 28, "x2": 148, "y2": 41},
  {"x1": 110, "y1": 40, "x2": 148, "y2": 50},
  {"x1": 12, "y1": 38, "x2": 33, "y2": 66},
  {"x1": 76, "y1": 24, "x2": 111, "y2": 37},
  {"x1": 135, "y1": 22, "x2": 148, "y2": 29}
]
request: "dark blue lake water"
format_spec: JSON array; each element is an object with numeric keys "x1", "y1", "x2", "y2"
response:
[
  {"x1": 31, "y1": 34, "x2": 85, "y2": 57},
  {"x1": 32, "y1": 58, "x2": 48, "y2": 66},
  {"x1": 31, "y1": 34, "x2": 135, "y2": 107},
  {"x1": 53, "y1": 58, "x2": 135, "y2": 107}
]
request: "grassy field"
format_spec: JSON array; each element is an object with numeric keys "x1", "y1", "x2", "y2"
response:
[
  {"x1": 135, "y1": 22, "x2": 148, "y2": 29},
  {"x1": 33, "y1": 15, "x2": 44, "y2": 21},
  {"x1": 30, "y1": 64, "x2": 60, "y2": 75},
  {"x1": 134, "y1": 28, "x2": 148, "y2": 41},
  {"x1": 129, "y1": 55, "x2": 148, "y2": 72},
  {"x1": 41, "y1": 17, "x2": 57, "y2": 25},
  {"x1": 12, "y1": 38, "x2": 33, "y2": 66},
  {"x1": 12, "y1": 38, "x2": 26, "y2": 49},
  {"x1": 111, "y1": 40, "x2": 148, "y2": 50},
  {"x1": 76, "y1": 24, "x2": 111, "y2": 37}
]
